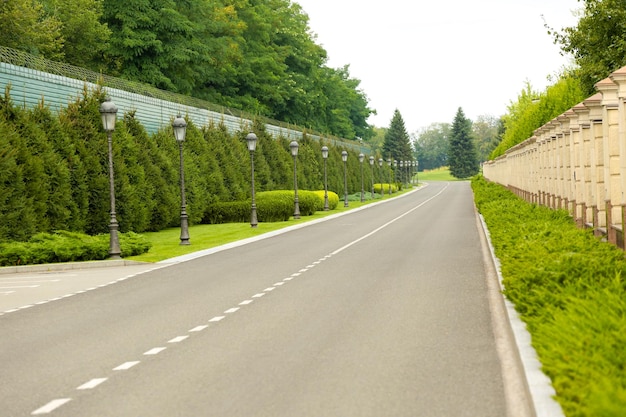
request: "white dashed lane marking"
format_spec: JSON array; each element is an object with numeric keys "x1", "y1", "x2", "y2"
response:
[
  {"x1": 168, "y1": 336, "x2": 189, "y2": 343},
  {"x1": 31, "y1": 398, "x2": 72, "y2": 415},
  {"x1": 144, "y1": 347, "x2": 166, "y2": 355},
  {"x1": 113, "y1": 361, "x2": 140, "y2": 371},
  {"x1": 189, "y1": 325, "x2": 208, "y2": 332},
  {"x1": 77, "y1": 378, "x2": 107, "y2": 390}
]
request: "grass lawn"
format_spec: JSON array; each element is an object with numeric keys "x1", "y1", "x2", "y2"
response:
[
  {"x1": 126, "y1": 190, "x2": 412, "y2": 263},
  {"x1": 417, "y1": 167, "x2": 462, "y2": 182}
]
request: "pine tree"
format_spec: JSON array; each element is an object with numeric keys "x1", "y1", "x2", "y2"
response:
[
  {"x1": 382, "y1": 109, "x2": 412, "y2": 161},
  {"x1": 448, "y1": 107, "x2": 479, "y2": 179}
]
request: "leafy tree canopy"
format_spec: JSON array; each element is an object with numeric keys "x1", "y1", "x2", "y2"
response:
[
  {"x1": 413, "y1": 123, "x2": 449, "y2": 171},
  {"x1": 547, "y1": 0, "x2": 626, "y2": 95},
  {"x1": 2, "y1": 0, "x2": 374, "y2": 141}
]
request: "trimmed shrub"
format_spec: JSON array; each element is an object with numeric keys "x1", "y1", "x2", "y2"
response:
[
  {"x1": 374, "y1": 183, "x2": 397, "y2": 194},
  {"x1": 312, "y1": 190, "x2": 339, "y2": 210},
  {"x1": 203, "y1": 201, "x2": 250, "y2": 224},
  {"x1": 256, "y1": 191, "x2": 293, "y2": 222},
  {"x1": 0, "y1": 230, "x2": 151, "y2": 266}
]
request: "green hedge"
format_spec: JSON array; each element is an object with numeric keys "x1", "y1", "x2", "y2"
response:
[
  {"x1": 472, "y1": 175, "x2": 626, "y2": 417},
  {"x1": 203, "y1": 190, "x2": 342, "y2": 224},
  {"x1": 0, "y1": 231, "x2": 152, "y2": 266},
  {"x1": 312, "y1": 190, "x2": 339, "y2": 210}
]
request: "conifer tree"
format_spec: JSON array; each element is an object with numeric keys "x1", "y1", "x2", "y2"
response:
[
  {"x1": 382, "y1": 109, "x2": 412, "y2": 161},
  {"x1": 448, "y1": 107, "x2": 479, "y2": 179}
]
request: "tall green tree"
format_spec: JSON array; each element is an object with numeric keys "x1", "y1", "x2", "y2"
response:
[
  {"x1": 472, "y1": 115, "x2": 502, "y2": 163},
  {"x1": 0, "y1": 0, "x2": 64, "y2": 59},
  {"x1": 491, "y1": 76, "x2": 584, "y2": 158},
  {"x1": 448, "y1": 107, "x2": 478, "y2": 179},
  {"x1": 382, "y1": 109, "x2": 412, "y2": 162},
  {"x1": 41, "y1": 0, "x2": 111, "y2": 71},
  {"x1": 413, "y1": 123, "x2": 449, "y2": 171},
  {"x1": 547, "y1": 0, "x2": 625, "y2": 95}
]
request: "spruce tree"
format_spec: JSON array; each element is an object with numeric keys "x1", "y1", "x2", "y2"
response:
[
  {"x1": 448, "y1": 107, "x2": 479, "y2": 179},
  {"x1": 382, "y1": 109, "x2": 412, "y2": 162}
]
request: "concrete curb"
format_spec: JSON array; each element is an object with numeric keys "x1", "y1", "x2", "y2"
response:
[{"x1": 0, "y1": 259, "x2": 149, "y2": 275}]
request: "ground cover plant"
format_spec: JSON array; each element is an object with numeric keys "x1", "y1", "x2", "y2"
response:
[{"x1": 472, "y1": 175, "x2": 626, "y2": 417}]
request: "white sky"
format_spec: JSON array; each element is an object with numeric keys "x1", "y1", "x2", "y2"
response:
[{"x1": 295, "y1": 0, "x2": 581, "y2": 134}]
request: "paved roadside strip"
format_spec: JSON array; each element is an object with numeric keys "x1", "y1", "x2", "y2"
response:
[{"x1": 0, "y1": 261, "x2": 166, "y2": 314}]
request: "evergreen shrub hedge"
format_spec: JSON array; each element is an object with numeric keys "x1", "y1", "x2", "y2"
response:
[
  {"x1": 472, "y1": 175, "x2": 626, "y2": 417},
  {"x1": 0, "y1": 231, "x2": 151, "y2": 266}
]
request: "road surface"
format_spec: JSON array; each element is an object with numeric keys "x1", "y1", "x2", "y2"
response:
[{"x1": 1, "y1": 182, "x2": 509, "y2": 416}]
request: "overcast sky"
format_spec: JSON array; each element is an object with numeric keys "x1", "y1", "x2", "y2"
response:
[{"x1": 295, "y1": 0, "x2": 581, "y2": 134}]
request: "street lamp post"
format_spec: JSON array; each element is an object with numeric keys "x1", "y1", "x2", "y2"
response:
[
  {"x1": 387, "y1": 159, "x2": 392, "y2": 196},
  {"x1": 99, "y1": 97, "x2": 121, "y2": 259},
  {"x1": 369, "y1": 156, "x2": 375, "y2": 197},
  {"x1": 342, "y1": 151, "x2": 349, "y2": 207},
  {"x1": 247, "y1": 132, "x2": 258, "y2": 228},
  {"x1": 172, "y1": 115, "x2": 190, "y2": 245},
  {"x1": 378, "y1": 158, "x2": 383, "y2": 198},
  {"x1": 359, "y1": 153, "x2": 365, "y2": 202},
  {"x1": 393, "y1": 160, "x2": 398, "y2": 186},
  {"x1": 416, "y1": 160, "x2": 419, "y2": 185},
  {"x1": 322, "y1": 146, "x2": 329, "y2": 211},
  {"x1": 290, "y1": 141, "x2": 300, "y2": 219}
]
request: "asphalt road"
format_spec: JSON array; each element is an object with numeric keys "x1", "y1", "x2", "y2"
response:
[{"x1": 1, "y1": 182, "x2": 509, "y2": 416}]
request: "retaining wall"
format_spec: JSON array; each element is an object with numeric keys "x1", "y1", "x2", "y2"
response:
[{"x1": 0, "y1": 46, "x2": 368, "y2": 154}]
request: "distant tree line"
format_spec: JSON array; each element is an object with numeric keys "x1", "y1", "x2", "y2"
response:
[
  {"x1": 0, "y1": 0, "x2": 374, "y2": 141},
  {"x1": 0, "y1": 87, "x2": 387, "y2": 243}
]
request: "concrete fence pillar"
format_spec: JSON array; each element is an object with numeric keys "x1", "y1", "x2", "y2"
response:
[
  {"x1": 585, "y1": 93, "x2": 605, "y2": 234},
  {"x1": 596, "y1": 77, "x2": 620, "y2": 244},
  {"x1": 609, "y1": 67, "x2": 626, "y2": 248},
  {"x1": 573, "y1": 103, "x2": 592, "y2": 227},
  {"x1": 568, "y1": 109, "x2": 583, "y2": 225}
]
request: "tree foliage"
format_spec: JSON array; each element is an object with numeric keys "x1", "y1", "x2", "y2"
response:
[
  {"x1": 448, "y1": 107, "x2": 478, "y2": 179},
  {"x1": 413, "y1": 123, "x2": 449, "y2": 171},
  {"x1": 2, "y1": 0, "x2": 374, "y2": 140},
  {"x1": 382, "y1": 109, "x2": 412, "y2": 162},
  {"x1": 0, "y1": 0, "x2": 64, "y2": 59},
  {"x1": 490, "y1": 77, "x2": 585, "y2": 159},
  {"x1": 547, "y1": 0, "x2": 626, "y2": 95},
  {"x1": 472, "y1": 115, "x2": 502, "y2": 163}
]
